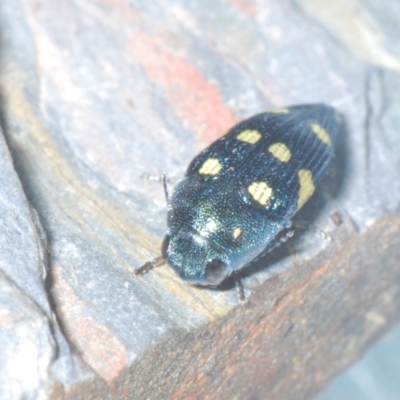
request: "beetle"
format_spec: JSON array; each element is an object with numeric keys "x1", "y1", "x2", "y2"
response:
[{"x1": 137, "y1": 104, "x2": 340, "y2": 299}]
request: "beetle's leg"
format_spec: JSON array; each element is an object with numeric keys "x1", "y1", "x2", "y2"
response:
[
  {"x1": 162, "y1": 174, "x2": 168, "y2": 202},
  {"x1": 142, "y1": 173, "x2": 176, "y2": 203},
  {"x1": 292, "y1": 219, "x2": 331, "y2": 241},
  {"x1": 233, "y1": 275, "x2": 246, "y2": 304}
]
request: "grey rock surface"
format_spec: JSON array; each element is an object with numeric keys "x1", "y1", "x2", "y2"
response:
[
  {"x1": 0, "y1": 127, "x2": 90, "y2": 398},
  {"x1": 0, "y1": 269, "x2": 54, "y2": 400},
  {"x1": 0, "y1": 0, "x2": 399, "y2": 399}
]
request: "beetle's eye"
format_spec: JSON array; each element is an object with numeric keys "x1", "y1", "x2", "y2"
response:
[
  {"x1": 161, "y1": 235, "x2": 170, "y2": 260},
  {"x1": 204, "y1": 260, "x2": 229, "y2": 286}
]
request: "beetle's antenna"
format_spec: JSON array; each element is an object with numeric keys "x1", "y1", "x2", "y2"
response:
[{"x1": 135, "y1": 256, "x2": 165, "y2": 276}]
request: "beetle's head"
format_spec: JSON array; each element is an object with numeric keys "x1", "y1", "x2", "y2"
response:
[{"x1": 161, "y1": 229, "x2": 231, "y2": 287}]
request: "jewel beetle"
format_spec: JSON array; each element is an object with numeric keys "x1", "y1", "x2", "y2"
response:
[{"x1": 138, "y1": 104, "x2": 340, "y2": 294}]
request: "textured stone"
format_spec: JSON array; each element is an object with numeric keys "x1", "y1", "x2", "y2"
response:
[
  {"x1": 0, "y1": 126, "x2": 89, "y2": 399},
  {"x1": 0, "y1": 0, "x2": 399, "y2": 399}
]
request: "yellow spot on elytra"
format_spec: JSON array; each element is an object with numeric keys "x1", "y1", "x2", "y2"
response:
[
  {"x1": 236, "y1": 130, "x2": 261, "y2": 144},
  {"x1": 310, "y1": 123, "x2": 332, "y2": 146},
  {"x1": 232, "y1": 227, "x2": 242, "y2": 239},
  {"x1": 248, "y1": 182, "x2": 273, "y2": 206},
  {"x1": 270, "y1": 108, "x2": 289, "y2": 114},
  {"x1": 297, "y1": 169, "x2": 315, "y2": 210},
  {"x1": 199, "y1": 158, "x2": 222, "y2": 175},
  {"x1": 268, "y1": 143, "x2": 292, "y2": 163}
]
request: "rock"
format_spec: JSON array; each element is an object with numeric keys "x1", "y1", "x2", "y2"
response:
[{"x1": 0, "y1": 0, "x2": 399, "y2": 399}]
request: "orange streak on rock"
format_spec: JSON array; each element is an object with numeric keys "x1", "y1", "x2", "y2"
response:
[
  {"x1": 225, "y1": 0, "x2": 259, "y2": 17},
  {"x1": 129, "y1": 33, "x2": 236, "y2": 144},
  {"x1": 311, "y1": 264, "x2": 329, "y2": 279},
  {"x1": 52, "y1": 267, "x2": 127, "y2": 381}
]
